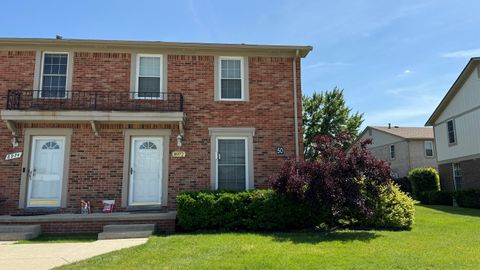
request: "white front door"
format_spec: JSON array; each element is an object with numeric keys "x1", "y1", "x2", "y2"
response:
[
  {"x1": 129, "y1": 137, "x2": 163, "y2": 205},
  {"x1": 27, "y1": 136, "x2": 65, "y2": 207}
]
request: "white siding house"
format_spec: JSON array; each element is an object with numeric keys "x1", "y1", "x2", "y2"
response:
[
  {"x1": 426, "y1": 57, "x2": 480, "y2": 191},
  {"x1": 357, "y1": 126, "x2": 437, "y2": 178}
]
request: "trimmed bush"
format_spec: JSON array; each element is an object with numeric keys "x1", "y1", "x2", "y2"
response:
[
  {"x1": 365, "y1": 183, "x2": 415, "y2": 229},
  {"x1": 408, "y1": 168, "x2": 440, "y2": 197},
  {"x1": 393, "y1": 177, "x2": 412, "y2": 194},
  {"x1": 419, "y1": 191, "x2": 453, "y2": 206},
  {"x1": 454, "y1": 190, "x2": 480, "y2": 209},
  {"x1": 176, "y1": 190, "x2": 325, "y2": 231}
]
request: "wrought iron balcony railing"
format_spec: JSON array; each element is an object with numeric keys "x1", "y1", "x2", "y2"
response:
[{"x1": 6, "y1": 90, "x2": 184, "y2": 112}]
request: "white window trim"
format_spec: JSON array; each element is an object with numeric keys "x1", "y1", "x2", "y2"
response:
[
  {"x1": 446, "y1": 119, "x2": 457, "y2": 145},
  {"x1": 452, "y1": 163, "x2": 462, "y2": 191},
  {"x1": 424, "y1": 141, "x2": 434, "y2": 158},
  {"x1": 218, "y1": 56, "x2": 245, "y2": 101},
  {"x1": 215, "y1": 136, "x2": 249, "y2": 190},
  {"x1": 135, "y1": 54, "x2": 164, "y2": 100},
  {"x1": 389, "y1": 144, "x2": 396, "y2": 160},
  {"x1": 39, "y1": 51, "x2": 70, "y2": 99}
]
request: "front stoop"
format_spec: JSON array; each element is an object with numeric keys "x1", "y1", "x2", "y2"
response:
[
  {"x1": 98, "y1": 224, "x2": 155, "y2": 240},
  {"x1": 0, "y1": 225, "x2": 41, "y2": 240}
]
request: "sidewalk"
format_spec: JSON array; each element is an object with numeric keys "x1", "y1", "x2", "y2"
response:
[{"x1": 0, "y1": 238, "x2": 148, "y2": 270}]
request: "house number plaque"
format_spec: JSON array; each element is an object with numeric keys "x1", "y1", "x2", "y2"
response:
[
  {"x1": 172, "y1": 151, "x2": 186, "y2": 158},
  {"x1": 276, "y1": 147, "x2": 285, "y2": 156},
  {"x1": 5, "y1": 152, "x2": 22, "y2": 160}
]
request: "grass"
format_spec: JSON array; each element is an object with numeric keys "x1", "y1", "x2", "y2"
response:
[
  {"x1": 58, "y1": 205, "x2": 480, "y2": 270},
  {"x1": 16, "y1": 233, "x2": 97, "y2": 244}
]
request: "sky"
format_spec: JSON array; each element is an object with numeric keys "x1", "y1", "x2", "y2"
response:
[{"x1": 1, "y1": 0, "x2": 479, "y2": 128}]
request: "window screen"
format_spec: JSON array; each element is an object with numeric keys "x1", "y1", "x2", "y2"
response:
[
  {"x1": 217, "y1": 139, "x2": 246, "y2": 190},
  {"x1": 41, "y1": 53, "x2": 68, "y2": 98},
  {"x1": 425, "y1": 141, "x2": 434, "y2": 157},
  {"x1": 220, "y1": 58, "x2": 242, "y2": 99},
  {"x1": 453, "y1": 163, "x2": 462, "y2": 190},
  {"x1": 447, "y1": 120, "x2": 456, "y2": 144},
  {"x1": 138, "y1": 56, "x2": 161, "y2": 98},
  {"x1": 390, "y1": 145, "x2": 396, "y2": 159}
]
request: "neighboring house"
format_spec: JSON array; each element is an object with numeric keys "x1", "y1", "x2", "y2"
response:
[
  {"x1": 0, "y1": 38, "x2": 311, "y2": 232},
  {"x1": 426, "y1": 57, "x2": 480, "y2": 191},
  {"x1": 357, "y1": 125, "x2": 437, "y2": 179}
]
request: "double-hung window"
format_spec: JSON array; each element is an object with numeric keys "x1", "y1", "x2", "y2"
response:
[
  {"x1": 390, "y1": 144, "x2": 396, "y2": 160},
  {"x1": 136, "y1": 54, "x2": 163, "y2": 99},
  {"x1": 424, "y1": 141, "x2": 434, "y2": 157},
  {"x1": 452, "y1": 163, "x2": 462, "y2": 190},
  {"x1": 40, "y1": 52, "x2": 69, "y2": 98},
  {"x1": 219, "y1": 57, "x2": 244, "y2": 100},
  {"x1": 447, "y1": 119, "x2": 456, "y2": 144}
]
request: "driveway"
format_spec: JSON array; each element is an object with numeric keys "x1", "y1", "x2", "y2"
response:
[{"x1": 0, "y1": 238, "x2": 148, "y2": 270}]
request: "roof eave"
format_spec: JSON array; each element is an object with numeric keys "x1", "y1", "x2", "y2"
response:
[{"x1": 0, "y1": 38, "x2": 313, "y2": 58}]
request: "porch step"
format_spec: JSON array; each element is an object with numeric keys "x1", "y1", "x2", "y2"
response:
[
  {"x1": 98, "y1": 224, "x2": 155, "y2": 240},
  {"x1": 0, "y1": 225, "x2": 41, "y2": 240}
]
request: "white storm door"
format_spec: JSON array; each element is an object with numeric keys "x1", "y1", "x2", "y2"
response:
[
  {"x1": 27, "y1": 136, "x2": 65, "y2": 207},
  {"x1": 129, "y1": 137, "x2": 163, "y2": 205}
]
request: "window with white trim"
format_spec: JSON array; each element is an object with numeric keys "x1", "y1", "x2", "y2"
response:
[
  {"x1": 219, "y1": 57, "x2": 244, "y2": 100},
  {"x1": 136, "y1": 54, "x2": 163, "y2": 99},
  {"x1": 424, "y1": 141, "x2": 434, "y2": 157},
  {"x1": 447, "y1": 119, "x2": 456, "y2": 144},
  {"x1": 40, "y1": 52, "x2": 68, "y2": 98},
  {"x1": 390, "y1": 144, "x2": 396, "y2": 160},
  {"x1": 452, "y1": 163, "x2": 462, "y2": 190}
]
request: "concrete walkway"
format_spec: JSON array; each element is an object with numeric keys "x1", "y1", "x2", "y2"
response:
[{"x1": 0, "y1": 238, "x2": 148, "y2": 270}]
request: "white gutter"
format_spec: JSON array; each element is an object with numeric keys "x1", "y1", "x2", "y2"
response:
[{"x1": 293, "y1": 50, "x2": 300, "y2": 161}]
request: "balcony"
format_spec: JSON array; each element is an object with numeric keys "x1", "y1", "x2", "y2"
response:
[
  {"x1": 1, "y1": 90, "x2": 186, "y2": 133},
  {"x1": 6, "y1": 90, "x2": 184, "y2": 112}
]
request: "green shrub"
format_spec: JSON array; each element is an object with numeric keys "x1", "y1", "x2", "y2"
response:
[
  {"x1": 419, "y1": 191, "x2": 453, "y2": 206},
  {"x1": 408, "y1": 168, "x2": 440, "y2": 197},
  {"x1": 454, "y1": 190, "x2": 480, "y2": 209},
  {"x1": 366, "y1": 183, "x2": 415, "y2": 229},
  {"x1": 393, "y1": 177, "x2": 412, "y2": 194},
  {"x1": 176, "y1": 190, "x2": 324, "y2": 231}
]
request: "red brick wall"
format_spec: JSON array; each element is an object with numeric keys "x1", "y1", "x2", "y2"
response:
[{"x1": 0, "y1": 50, "x2": 304, "y2": 214}]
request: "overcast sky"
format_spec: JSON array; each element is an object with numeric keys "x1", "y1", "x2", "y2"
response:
[{"x1": 2, "y1": 0, "x2": 479, "y2": 127}]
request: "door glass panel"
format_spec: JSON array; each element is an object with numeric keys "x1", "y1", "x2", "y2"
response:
[
  {"x1": 217, "y1": 139, "x2": 246, "y2": 190},
  {"x1": 131, "y1": 139, "x2": 162, "y2": 204}
]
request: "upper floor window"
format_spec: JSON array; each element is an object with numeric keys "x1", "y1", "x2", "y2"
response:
[
  {"x1": 390, "y1": 144, "x2": 396, "y2": 160},
  {"x1": 447, "y1": 119, "x2": 456, "y2": 144},
  {"x1": 219, "y1": 56, "x2": 244, "y2": 100},
  {"x1": 424, "y1": 141, "x2": 434, "y2": 157},
  {"x1": 40, "y1": 52, "x2": 69, "y2": 98},
  {"x1": 136, "y1": 54, "x2": 163, "y2": 99}
]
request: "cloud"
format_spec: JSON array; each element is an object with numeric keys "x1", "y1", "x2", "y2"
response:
[
  {"x1": 304, "y1": 62, "x2": 351, "y2": 69},
  {"x1": 441, "y1": 48, "x2": 480, "y2": 58}
]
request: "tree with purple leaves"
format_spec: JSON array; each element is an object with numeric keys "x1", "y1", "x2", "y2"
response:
[{"x1": 271, "y1": 133, "x2": 393, "y2": 228}]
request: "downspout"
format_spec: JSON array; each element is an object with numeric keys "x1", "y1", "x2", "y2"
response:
[{"x1": 293, "y1": 50, "x2": 300, "y2": 161}]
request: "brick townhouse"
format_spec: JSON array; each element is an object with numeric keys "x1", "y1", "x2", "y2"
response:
[{"x1": 0, "y1": 38, "x2": 311, "y2": 233}]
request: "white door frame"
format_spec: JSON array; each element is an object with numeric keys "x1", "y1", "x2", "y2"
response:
[
  {"x1": 215, "y1": 137, "x2": 249, "y2": 190},
  {"x1": 128, "y1": 137, "x2": 163, "y2": 206},
  {"x1": 27, "y1": 136, "x2": 66, "y2": 208}
]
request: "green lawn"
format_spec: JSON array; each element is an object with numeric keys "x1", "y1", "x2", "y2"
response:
[
  {"x1": 58, "y1": 205, "x2": 480, "y2": 270},
  {"x1": 17, "y1": 233, "x2": 97, "y2": 244}
]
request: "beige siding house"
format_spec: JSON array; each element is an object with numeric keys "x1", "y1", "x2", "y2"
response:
[
  {"x1": 426, "y1": 57, "x2": 480, "y2": 191},
  {"x1": 358, "y1": 126, "x2": 437, "y2": 178}
]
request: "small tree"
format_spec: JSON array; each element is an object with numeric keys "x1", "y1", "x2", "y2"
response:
[
  {"x1": 303, "y1": 88, "x2": 363, "y2": 160},
  {"x1": 271, "y1": 133, "x2": 391, "y2": 227}
]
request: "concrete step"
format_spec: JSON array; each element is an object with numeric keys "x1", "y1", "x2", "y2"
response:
[
  {"x1": 0, "y1": 224, "x2": 41, "y2": 233},
  {"x1": 0, "y1": 225, "x2": 41, "y2": 240},
  {"x1": 103, "y1": 224, "x2": 155, "y2": 233},
  {"x1": 98, "y1": 230, "x2": 153, "y2": 240}
]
